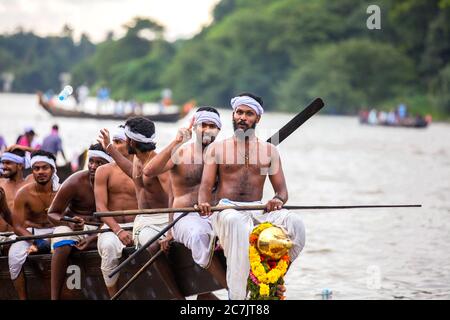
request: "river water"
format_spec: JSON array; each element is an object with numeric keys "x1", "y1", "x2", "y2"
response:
[{"x1": 1, "y1": 93, "x2": 449, "y2": 299}]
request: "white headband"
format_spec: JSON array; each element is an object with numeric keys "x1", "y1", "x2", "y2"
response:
[
  {"x1": 194, "y1": 111, "x2": 222, "y2": 129},
  {"x1": 124, "y1": 125, "x2": 155, "y2": 143},
  {"x1": 112, "y1": 127, "x2": 127, "y2": 141},
  {"x1": 30, "y1": 155, "x2": 60, "y2": 191},
  {"x1": 230, "y1": 96, "x2": 264, "y2": 115},
  {"x1": 88, "y1": 150, "x2": 113, "y2": 163},
  {"x1": 1, "y1": 152, "x2": 25, "y2": 164}
]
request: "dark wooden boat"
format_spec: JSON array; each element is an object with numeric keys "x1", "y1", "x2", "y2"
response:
[
  {"x1": 359, "y1": 117, "x2": 429, "y2": 128},
  {"x1": 37, "y1": 93, "x2": 181, "y2": 123},
  {"x1": 0, "y1": 243, "x2": 226, "y2": 300}
]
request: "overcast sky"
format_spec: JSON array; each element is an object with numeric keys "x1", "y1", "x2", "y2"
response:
[{"x1": 0, "y1": 0, "x2": 220, "y2": 42}]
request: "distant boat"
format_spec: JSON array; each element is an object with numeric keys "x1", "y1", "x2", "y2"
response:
[
  {"x1": 358, "y1": 110, "x2": 430, "y2": 128},
  {"x1": 37, "y1": 92, "x2": 181, "y2": 123}
]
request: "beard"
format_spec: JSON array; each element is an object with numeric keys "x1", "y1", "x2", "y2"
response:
[
  {"x1": 36, "y1": 177, "x2": 51, "y2": 185},
  {"x1": 233, "y1": 119, "x2": 257, "y2": 140},
  {"x1": 232, "y1": 119, "x2": 257, "y2": 132},
  {"x1": 2, "y1": 170, "x2": 16, "y2": 179},
  {"x1": 127, "y1": 144, "x2": 137, "y2": 155},
  {"x1": 201, "y1": 133, "x2": 216, "y2": 146}
]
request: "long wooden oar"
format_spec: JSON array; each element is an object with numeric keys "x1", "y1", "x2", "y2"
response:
[
  {"x1": 0, "y1": 232, "x2": 14, "y2": 237},
  {"x1": 0, "y1": 226, "x2": 133, "y2": 246},
  {"x1": 109, "y1": 98, "x2": 325, "y2": 284},
  {"x1": 111, "y1": 248, "x2": 164, "y2": 300},
  {"x1": 95, "y1": 204, "x2": 421, "y2": 218}
]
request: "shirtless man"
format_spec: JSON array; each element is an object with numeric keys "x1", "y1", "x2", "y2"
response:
[
  {"x1": 0, "y1": 149, "x2": 29, "y2": 213},
  {"x1": 9, "y1": 150, "x2": 59, "y2": 299},
  {"x1": 198, "y1": 93, "x2": 306, "y2": 300},
  {"x1": 47, "y1": 143, "x2": 111, "y2": 300},
  {"x1": 144, "y1": 107, "x2": 227, "y2": 299},
  {"x1": 0, "y1": 187, "x2": 13, "y2": 255},
  {"x1": 98, "y1": 116, "x2": 183, "y2": 299},
  {"x1": 95, "y1": 126, "x2": 138, "y2": 297}
]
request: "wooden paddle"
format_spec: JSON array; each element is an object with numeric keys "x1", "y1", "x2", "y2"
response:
[
  {"x1": 95, "y1": 204, "x2": 421, "y2": 218},
  {"x1": 0, "y1": 226, "x2": 133, "y2": 246},
  {"x1": 108, "y1": 98, "x2": 325, "y2": 279}
]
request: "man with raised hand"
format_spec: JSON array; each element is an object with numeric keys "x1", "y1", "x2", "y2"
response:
[
  {"x1": 144, "y1": 107, "x2": 227, "y2": 299},
  {"x1": 95, "y1": 126, "x2": 139, "y2": 298}
]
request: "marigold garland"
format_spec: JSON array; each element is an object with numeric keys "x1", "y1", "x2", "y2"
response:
[{"x1": 247, "y1": 222, "x2": 291, "y2": 300}]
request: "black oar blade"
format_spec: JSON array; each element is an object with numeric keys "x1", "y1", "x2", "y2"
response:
[{"x1": 267, "y1": 98, "x2": 324, "y2": 146}]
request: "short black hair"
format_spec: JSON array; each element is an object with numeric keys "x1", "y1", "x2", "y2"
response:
[
  {"x1": 9, "y1": 149, "x2": 26, "y2": 158},
  {"x1": 237, "y1": 92, "x2": 264, "y2": 107},
  {"x1": 89, "y1": 143, "x2": 107, "y2": 152},
  {"x1": 52, "y1": 124, "x2": 59, "y2": 130},
  {"x1": 196, "y1": 106, "x2": 220, "y2": 116},
  {"x1": 31, "y1": 150, "x2": 56, "y2": 162},
  {"x1": 125, "y1": 116, "x2": 156, "y2": 152}
]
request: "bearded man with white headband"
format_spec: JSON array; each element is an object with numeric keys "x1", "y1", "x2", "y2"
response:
[
  {"x1": 0, "y1": 149, "x2": 29, "y2": 216},
  {"x1": 94, "y1": 126, "x2": 139, "y2": 298},
  {"x1": 47, "y1": 143, "x2": 111, "y2": 300},
  {"x1": 9, "y1": 150, "x2": 58, "y2": 299},
  {"x1": 143, "y1": 106, "x2": 226, "y2": 299},
  {"x1": 98, "y1": 116, "x2": 184, "y2": 299},
  {"x1": 198, "y1": 92, "x2": 306, "y2": 300}
]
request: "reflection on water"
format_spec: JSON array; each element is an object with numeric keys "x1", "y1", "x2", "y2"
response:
[{"x1": 1, "y1": 93, "x2": 449, "y2": 299}]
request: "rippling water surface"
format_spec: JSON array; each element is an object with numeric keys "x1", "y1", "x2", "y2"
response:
[{"x1": 1, "y1": 93, "x2": 449, "y2": 299}]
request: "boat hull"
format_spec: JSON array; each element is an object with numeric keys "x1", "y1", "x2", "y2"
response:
[{"x1": 0, "y1": 243, "x2": 226, "y2": 300}]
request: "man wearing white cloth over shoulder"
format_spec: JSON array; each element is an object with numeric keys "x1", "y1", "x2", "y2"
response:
[
  {"x1": 9, "y1": 150, "x2": 59, "y2": 299},
  {"x1": 198, "y1": 92, "x2": 306, "y2": 300}
]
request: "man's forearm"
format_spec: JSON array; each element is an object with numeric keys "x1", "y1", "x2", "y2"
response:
[
  {"x1": 198, "y1": 185, "x2": 213, "y2": 204},
  {"x1": 144, "y1": 140, "x2": 178, "y2": 177},
  {"x1": 101, "y1": 217, "x2": 121, "y2": 233}
]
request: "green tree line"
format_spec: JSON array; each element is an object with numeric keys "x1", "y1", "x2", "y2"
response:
[{"x1": 0, "y1": 0, "x2": 449, "y2": 117}]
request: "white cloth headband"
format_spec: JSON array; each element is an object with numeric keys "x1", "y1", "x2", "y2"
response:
[
  {"x1": 112, "y1": 127, "x2": 126, "y2": 141},
  {"x1": 1, "y1": 152, "x2": 25, "y2": 164},
  {"x1": 124, "y1": 126, "x2": 155, "y2": 143},
  {"x1": 88, "y1": 150, "x2": 113, "y2": 163},
  {"x1": 230, "y1": 96, "x2": 264, "y2": 115},
  {"x1": 194, "y1": 111, "x2": 222, "y2": 129},
  {"x1": 30, "y1": 155, "x2": 60, "y2": 191}
]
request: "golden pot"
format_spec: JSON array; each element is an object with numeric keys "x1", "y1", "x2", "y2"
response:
[{"x1": 256, "y1": 225, "x2": 293, "y2": 260}]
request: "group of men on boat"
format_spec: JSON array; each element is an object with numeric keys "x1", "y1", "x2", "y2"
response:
[{"x1": 0, "y1": 92, "x2": 306, "y2": 300}]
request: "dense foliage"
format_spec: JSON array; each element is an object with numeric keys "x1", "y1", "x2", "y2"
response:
[{"x1": 0, "y1": 0, "x2": 448, "y2": 117}]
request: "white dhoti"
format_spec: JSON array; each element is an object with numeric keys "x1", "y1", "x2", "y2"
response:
[
  {"x1": 97, "y1": 214, "x2": 167, "y2": 287},
  {"x1": 8, "y1": 227, "x2": 54, "y2": 280},
  {"x1": 133, "y1": 214, "x2": 167, "y2": 248},
  {"x1": 51, "y1": 224, "x2": 99, "y2": 251},
  {"x1": 173, "y1": 212, "x2": 216, "y2": 269},
  {"x1": 211, "y1": 199, "x2": 306, "y2": 300},
  {"x1": 0, "y1": 234, "x2": 13, "y2": 256},
  {"x1": 97, "y1": 222, "x2": 134, "y2": 288}
]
